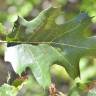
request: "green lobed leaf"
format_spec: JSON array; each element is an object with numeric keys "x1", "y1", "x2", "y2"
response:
[
  {"x1": 5, "y1": 6, "x2": 96, "y2": 88},
  {"x1": 7, "y1": 7, "x2": 91, "y2": 43},
  {"x1": 5, "y1": 44, "x2": 65, "y2": 88}
]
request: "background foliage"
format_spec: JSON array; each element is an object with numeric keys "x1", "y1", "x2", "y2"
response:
[{"x1": 0, "y1": 0, "x2": 96, "y2": 96}]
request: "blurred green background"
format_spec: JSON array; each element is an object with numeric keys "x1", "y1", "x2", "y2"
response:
[{"x1": 0, "y1": 0, "x2": 96, "y2": 96}]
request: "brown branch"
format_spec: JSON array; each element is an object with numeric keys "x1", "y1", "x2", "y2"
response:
[{"x1": 49, "y1": 83, "x2": 66, "y2": 96}]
